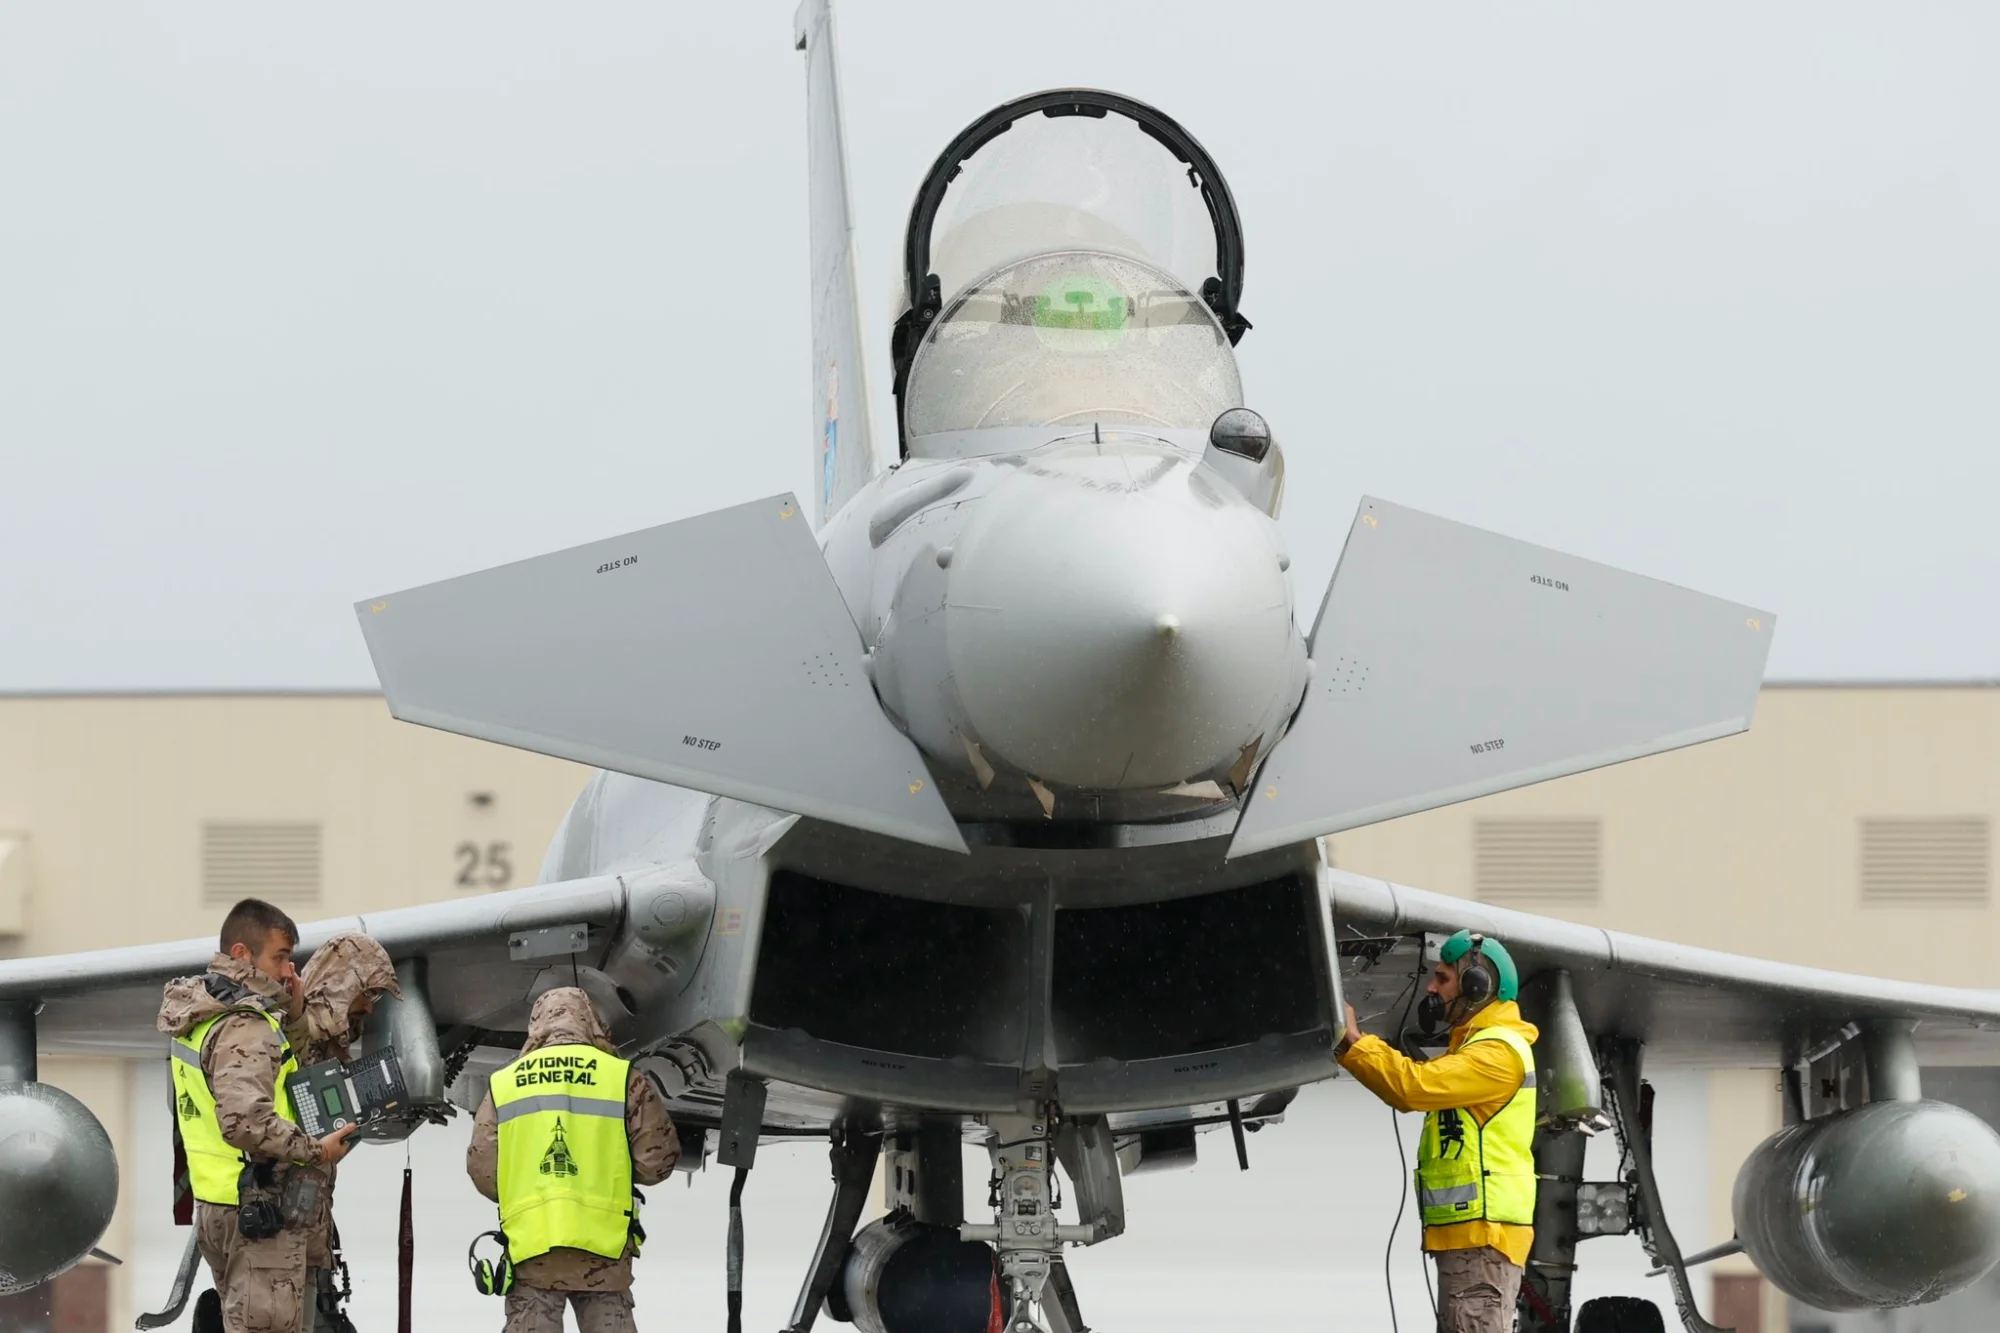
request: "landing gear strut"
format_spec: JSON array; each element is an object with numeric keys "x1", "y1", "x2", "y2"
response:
[
  {"x1": 1516, "y1": 970, "x2": 1722, "y2": 1333},
  {"x1": 1602, "y1": 1040, "x2": 1729, "y2": 1333},
  {"x1": 962, "y1": 1105, "x2": 1102, "y2": 1333},
  {"x1": 783, "y1": 1125, "x2": 882, "y2": 1333}
]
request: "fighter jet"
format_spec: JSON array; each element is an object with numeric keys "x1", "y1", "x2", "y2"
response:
[{"x1": 6, "y1": 4, "x2": 2000, "y2": 1331}]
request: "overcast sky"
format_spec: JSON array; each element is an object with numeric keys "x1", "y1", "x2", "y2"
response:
[{"x1": 3, "y1": 2, "x2": 1996, "y2": 690}]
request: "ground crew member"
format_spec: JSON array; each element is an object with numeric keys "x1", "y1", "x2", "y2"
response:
[
  {"x1": 1336, "y1": 930, "x2": 1540, "y2": 1333},
  {"x1": 294, "y1": 931, "x2": 402, "y2": 1328},
  {"x1": 158, "y1": 898, "x2": 359, "y2": 1333},
  {"x1": 467, "y1": 987, "x2": 680, "y2": 1333}
]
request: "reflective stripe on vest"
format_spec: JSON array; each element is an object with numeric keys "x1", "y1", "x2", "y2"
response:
[
  {"x1": 169, "y1": 1008, "x2": 300, "y2": 1206},
  {"x1": 491, "y1": 1044, "x2": 636, "y2": 1264},
  {"x1": 1414, "y1": 1025, "x2": 1538, "y2": 1229}
]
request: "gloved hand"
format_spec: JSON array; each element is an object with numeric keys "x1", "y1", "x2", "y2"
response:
[{"x1": 316, "y1": 1123, "x2": 359, "y2": 1167}]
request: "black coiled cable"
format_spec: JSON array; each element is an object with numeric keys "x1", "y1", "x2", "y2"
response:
[{"x1": 1380, "y1": 967, "x2": 1437, "y2": 1333}]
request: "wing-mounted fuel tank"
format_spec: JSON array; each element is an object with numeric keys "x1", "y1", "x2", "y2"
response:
[
  {"x1": 0, "y1": 1005, "x2": 118, "y2": 1294},
  {"x1": 1733, "y1": 1025, "x2": 2000, "y2": 1310},
  {"x1": 1736, "y1": 1100, "x2": 2000, "y2": 1309},
  {"x1": 818, "y1": 88, "x2": 1308, "y2": 828}
]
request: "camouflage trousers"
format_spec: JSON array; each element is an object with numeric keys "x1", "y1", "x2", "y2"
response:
[
  {"x1": 194, "y1": 1203, "x2": 309, "y2": 1333},
  {"x1": 504, "y1": 1284, "x2": 637, "y2": 1333},
  {"x1": 1431, "y1": 1246, "x2": 1523, "y2": 1333}
]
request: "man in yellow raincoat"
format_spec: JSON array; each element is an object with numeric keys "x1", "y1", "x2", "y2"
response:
[{"x1": 1338, "y1": 930, "x2": 1541, "y2": 1333}]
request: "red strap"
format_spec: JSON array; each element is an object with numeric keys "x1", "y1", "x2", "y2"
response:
[
  {"x1": 171, "y1": 1137, "x2": 193, "y2": 1227},
  {"x1": 1520, "y1": 1275, "x2": 1560, "y2": 1324},
  {"x1": 987, "y1": 1266, "x2": 1004, "y2": 1333},
  {"x1": 398, "y1": 1166, "x2": 414, "y2": 1333}
]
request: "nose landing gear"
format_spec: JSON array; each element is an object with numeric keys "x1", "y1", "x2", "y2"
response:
[{"x1": 962, "y1": 1106, "x2": 1100, "y2": 1333}]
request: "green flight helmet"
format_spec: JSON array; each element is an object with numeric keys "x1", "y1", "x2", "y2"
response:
[{"x1": 1439, "y1": 930, "x2": 1520, "y2": 1004}]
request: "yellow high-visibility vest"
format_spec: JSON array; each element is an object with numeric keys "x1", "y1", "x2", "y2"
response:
[
  {"x1": 1414, "y1": 1025, "x2": 1538, "y2": 1228},
  {"x1": 169, "y1": 1008, "x2": 301, "y2": 1206},
  {"x1": 490, "y1": 1044, "x2": 638, "y2": 1263}
]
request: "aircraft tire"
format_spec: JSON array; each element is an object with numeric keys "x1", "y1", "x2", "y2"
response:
[{"x1": 1575, "y1": 1295, "x2": 1666, "y2": 1333}]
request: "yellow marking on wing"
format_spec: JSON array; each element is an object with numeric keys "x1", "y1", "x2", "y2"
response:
[
  {"x1": 370, "y1": 602, "x2": 387, "y2": 614},
  {"x1": 1747, "y1": 617, "x2": 1763, "y2": 631},
  {"x1": 908, "y1": 780, "x2": 924, "y2": 795},
  {"x1": 1361, "y1": 515, "x2": 1379, "y2": 528},
  {"x1": 1951, "y1": 1188, "x2": 1969, "y2": 1203}
]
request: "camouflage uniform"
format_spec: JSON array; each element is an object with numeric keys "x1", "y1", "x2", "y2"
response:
[
  {"x1": 466, "y1": 988, "x2": 680, "y2": 1333},
  {"x1": 159, "y1": 955, "x2": 321, "y2": 1333},
  {"x1": 293, "y1": 933, "x2": 401, "y2": 1322}
]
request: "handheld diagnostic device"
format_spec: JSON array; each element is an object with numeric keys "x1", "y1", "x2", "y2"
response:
[{"x1": 287, "y1": 1047, "x2": 410, "y2": 1138}]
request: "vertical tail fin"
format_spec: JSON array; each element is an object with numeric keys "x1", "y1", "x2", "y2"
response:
[{"x1": 794, "y1": 0, "x2": 879, "y2": 525}]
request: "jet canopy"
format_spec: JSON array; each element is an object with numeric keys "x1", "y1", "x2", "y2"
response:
[
  {"x1": 892, "y1": 89, "x2": 1250, "y2": 453},
  {"x1": 902, "y1": 249, "x2": 1243, "y2": 440}
]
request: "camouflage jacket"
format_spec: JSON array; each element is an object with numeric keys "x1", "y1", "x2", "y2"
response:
[
  {"x1": 157, "y1": 954, "x2": 322, "y2": 1167},
  {"x1": 292, "y1": 931, "x2": 401, "y2": 1260},
  {"x1": 465, "y1": 987, "x2": 680, "y2": 1291}
]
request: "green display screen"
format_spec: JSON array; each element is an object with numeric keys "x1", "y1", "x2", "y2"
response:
[{"x1": 321, "y1": 1087, "x2": 344, "y2": 1117}]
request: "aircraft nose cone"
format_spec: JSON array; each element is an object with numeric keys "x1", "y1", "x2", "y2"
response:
[{"x1": 943, "y1": 451, "x2": 1301, "y2": 790}]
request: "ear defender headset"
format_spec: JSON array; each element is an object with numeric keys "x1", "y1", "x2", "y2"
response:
[
  {"x1": 1458, "y1": 933, "x2": 1495, "y2": 1008},
  {"x1": 1438, "y1": 929, "x2": 1520, "y2": 1023},
  {"x1": 468, "y1": 1231, "x2": 513, "y2": 1297}
]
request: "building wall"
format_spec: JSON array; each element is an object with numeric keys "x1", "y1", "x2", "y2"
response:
[
  {"x1": 1, "y1": 686, "x2": 1994, "y2": 1329},
  {"x1": 1708, "y1": 1069, "x2": 1787, "y2": 1333},
  {"x1": 0, "y1": 694, "x2": 593, "y2": 959},
  {"x1": 0, "y1": 693, "x2": 591, "y2": 1330}
]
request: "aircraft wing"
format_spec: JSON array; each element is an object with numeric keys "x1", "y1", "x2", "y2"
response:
[
  {"x1": 1230, "y1": 497, "x2": 1774, "y2": 858},
  {"x1": 0, "y1": 877, "x2": 629, "y2": 1058},
  {"x1": 1333, "y1": 869, "x2": 2000, "y2": 1069},
  {"x1": 11, "y1": 863, "x2": 2000, "y2": 1077},
  {"x1": 355, "y1": 494, "x2": 965, "y2": 854}
]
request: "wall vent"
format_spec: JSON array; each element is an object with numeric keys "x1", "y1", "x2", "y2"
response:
[
  {"x1": 1860, "y1": 817, "x2": 1989, "y2": 907},
  {"x1": 1475, "y1": 818, "x2": 1601, "y2": 905},
  {"x1": 202, "y1": 822, "x2": 322, "y2": 908}
]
